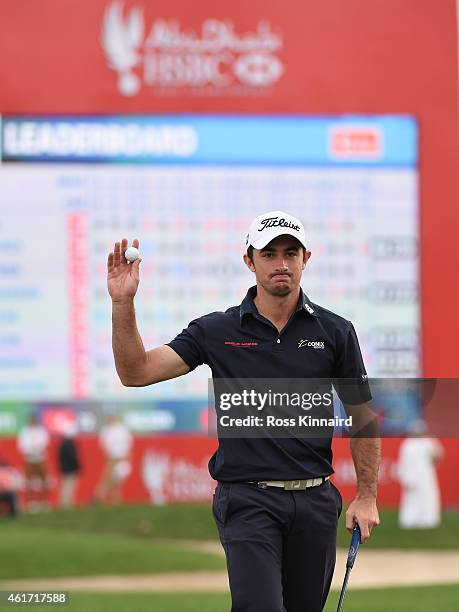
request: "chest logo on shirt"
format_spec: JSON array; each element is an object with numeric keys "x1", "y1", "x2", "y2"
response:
[
  {"x1": 298, "y1": 339, "x2": 325, "y2": 349},
  {"x1": 224, "y1": 341, "x2": 259, "y2": 348}
]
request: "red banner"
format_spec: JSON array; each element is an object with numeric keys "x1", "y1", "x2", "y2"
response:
[{"x1": 0, "y1": 435, "x2": 458, "y2": 509}]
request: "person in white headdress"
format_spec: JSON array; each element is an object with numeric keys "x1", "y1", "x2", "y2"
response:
[
  {"x1": 17, "y1": 414, "x2": 50, "y2": 511},
  {"x1": 398, "y1": 419, "x2": 444, "y2": 528},
  {"x1": 95, "y1": 415, "x2": 133, "y2": 504}
]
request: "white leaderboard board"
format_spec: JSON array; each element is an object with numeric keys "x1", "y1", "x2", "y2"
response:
[{"x1": 0, "y1": 116, "x2": 419, "y2": 401}]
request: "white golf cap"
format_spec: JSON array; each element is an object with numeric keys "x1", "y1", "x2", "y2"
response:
[{"x1": 245, "y1": 210, "x2": 307, "y2": 250}]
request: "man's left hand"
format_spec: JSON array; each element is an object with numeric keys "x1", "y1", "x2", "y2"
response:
[{"x1": 345, "y1": 496, "x2": 380, "y2": 543}]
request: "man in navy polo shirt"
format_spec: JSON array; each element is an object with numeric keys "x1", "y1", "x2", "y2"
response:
[{"x1": 108, "y1": 211, "x2": 381, "y2": 612}]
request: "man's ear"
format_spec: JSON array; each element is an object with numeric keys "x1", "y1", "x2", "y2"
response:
[
  {"x1": 302, "y1": 250, "x2": 312, "y2": 270},
  {"x1": 243, "y1": 253, "x2": 256, "y2": 272}
]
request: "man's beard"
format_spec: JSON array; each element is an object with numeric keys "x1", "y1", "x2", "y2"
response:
[{"x1": 265, "y1": 281, "x2": 292, "y2": 297}]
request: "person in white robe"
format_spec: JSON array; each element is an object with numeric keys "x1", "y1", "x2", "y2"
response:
[{"x1": 398, "y1": 420, "x2": 444, "y2": 528}]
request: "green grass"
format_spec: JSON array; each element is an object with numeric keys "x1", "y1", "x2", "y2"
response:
[
  {"x1": 324, "y1": 584, "x2": 459, "y2": 611},
  {"x1": 7, "y1": 504, "x2": 459, "y2": 550},
  {"x1": 10, "y1": 504, "x2": 219, "y2": 541},
  {"x1": 9, "y1": 592, "x2": 232, "y2": 612},
  {"x1": 7, "y1": 585, "x2": 458, "y2": 612},
  {"x1": 0, "y1": 505, "x2": 457, "y2": 582},
  {"x1": 337, "y1": 508, "x2": 459, "y2": 550},
  {"x1": 0, "y1": 525, "x2": 225, "y2": 580}
]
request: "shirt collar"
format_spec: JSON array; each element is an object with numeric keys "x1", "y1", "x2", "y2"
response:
[
  {"x1": 301, "y1": 291, "x2": 319, "y2": 317},
  {"x1": 240, "y1": 285, "x2": 319, "y2": 322}
]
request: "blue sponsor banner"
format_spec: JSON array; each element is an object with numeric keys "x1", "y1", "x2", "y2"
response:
[
  {"x1": 0, "y1": 400, "x2": 209, "y2": 435},
  {"x1": 0, "y1": 115, "x2": 417, "y2": 166}
]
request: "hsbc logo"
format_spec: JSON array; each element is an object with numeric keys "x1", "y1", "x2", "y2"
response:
[{"x1": 101, "y1": 1, "x2": 284, "y2": 97}]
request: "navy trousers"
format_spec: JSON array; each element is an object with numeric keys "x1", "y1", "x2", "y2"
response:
[{"x1": 212, "y1": 480, "x2": 342, "y2": 612}]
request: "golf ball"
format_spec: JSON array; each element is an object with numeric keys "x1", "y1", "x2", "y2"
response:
[{"x1": 125, "y1": 246, "x2": 140, "y2": 263}]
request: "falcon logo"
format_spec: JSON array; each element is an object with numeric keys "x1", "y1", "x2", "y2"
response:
[
  {"x1": 298, "y1": 340, "x2": 325, "y2": 349},
  {"x1": 101, "y1": 2, "x2": 144, "y2": 96}
]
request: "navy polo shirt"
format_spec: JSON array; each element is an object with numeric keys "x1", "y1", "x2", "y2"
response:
[{"x1": 167, "y1": 285, "x2": 371, "y2": 482}]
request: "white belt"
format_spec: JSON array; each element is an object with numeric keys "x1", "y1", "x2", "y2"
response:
[{"x1": 249, "y1": 476, "x2": 330, "y2": 490}]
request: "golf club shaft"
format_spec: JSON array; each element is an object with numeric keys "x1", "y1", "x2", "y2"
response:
[
  {"x1": 336, "y1": 567, "x2": 351, "y2": 612},
  {"x1": 336, "y1": 523, "x2": 361, "y2": 611}
]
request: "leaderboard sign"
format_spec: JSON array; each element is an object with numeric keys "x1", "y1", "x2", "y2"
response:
[
  {"x1": 0, "y1": 115, "x2": 419, "y2": 409},
  {"x1": 0, "y1": 115, "x2": 416, "y2": 164}
]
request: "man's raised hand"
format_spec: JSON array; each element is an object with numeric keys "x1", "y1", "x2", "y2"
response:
[{"x1": 107, "y1": 238, "x2": 142, "y2": 302}]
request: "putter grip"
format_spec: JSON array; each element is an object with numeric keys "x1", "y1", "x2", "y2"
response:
[{"x1": 346, "y1": 523, "x2": 361, "y2": 569}]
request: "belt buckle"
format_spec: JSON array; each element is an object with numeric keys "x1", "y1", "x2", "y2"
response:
[
  {"x1": 257, "y1": 482, "x2": 268, "y2": 489},
  {"x1": 284, "y1": 479, "x2": 308, "y2": 490}
]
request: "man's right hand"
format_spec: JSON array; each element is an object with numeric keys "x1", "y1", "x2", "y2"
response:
[{"x1": 107, "y1": 238, "x2": 142, "y2": 302}]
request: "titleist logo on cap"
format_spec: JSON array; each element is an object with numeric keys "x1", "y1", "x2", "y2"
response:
[
  {"x1": 245, "y1": 210, "x2": 307, "y2": 250},
  {"x1": 258, "y1": 216, "x2": 301, "y2": 232}
]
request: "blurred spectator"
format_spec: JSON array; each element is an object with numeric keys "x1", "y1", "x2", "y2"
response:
[
  {"x1": 95, "y1": 415, "x2": 133, "y2": 504},
  {"x1": 0, "y1": 459, "x2": 22, "y2": 517},
  {"x1": 398, "y1": 419, "x2": 444, "y2": 528},
  {"x1": 17, "y1": 414, "x2": 50, "y2": 512},
  {"x1": 57, "y1": 422, "x2": 81, "y2": 508}
]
